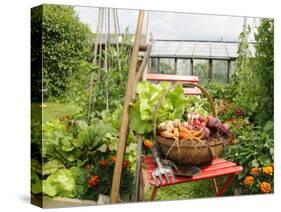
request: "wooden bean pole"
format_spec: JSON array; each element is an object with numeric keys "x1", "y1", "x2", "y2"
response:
[{"x1": 110, "y1": 10, "x2": 145, "y2": 203}]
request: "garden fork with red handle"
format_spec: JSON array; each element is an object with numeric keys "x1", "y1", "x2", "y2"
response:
[{"x1": 151, "y1": 146, "x2": 177, "y2": 186}]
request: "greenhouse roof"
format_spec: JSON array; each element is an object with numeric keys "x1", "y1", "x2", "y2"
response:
[{"x1": 150, "y1": 40, "x2": 256, "y2": 60}]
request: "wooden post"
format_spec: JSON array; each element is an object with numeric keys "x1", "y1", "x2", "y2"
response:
[
  {"x1": 208, "y1": 59, "x2": 213, "y2": 82},
  {"x1": 134, "y1": 134, "x2": 143, "y2": 201},
  {"x1": 110, "y1": 10, "x2": 145, "y2": 203},
  {"x1": 190, "y1": 58, "x2": 194, "y2": 75},
  {"x1": 227, "y1": 60, "x2": 231, "y2": 83}
]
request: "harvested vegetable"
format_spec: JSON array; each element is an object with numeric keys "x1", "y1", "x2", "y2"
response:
[
  {"x1": 143, "y1": 139, "x2": 153, "y2": 149},
  {"x1": 160, "y1": 131, "x2": 175, "y2": 139},
  {"x1": 173, "y1": 127, "x2": 179, "y2": 138}
]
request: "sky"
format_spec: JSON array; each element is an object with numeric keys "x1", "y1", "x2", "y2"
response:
[{"x1": 74, "y1": 6, "x2": 259, "y2": 42}]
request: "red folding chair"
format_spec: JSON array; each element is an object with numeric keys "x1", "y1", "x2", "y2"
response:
[{"x1": 141, "y1": 73, "x2": 243, "y2": 201}]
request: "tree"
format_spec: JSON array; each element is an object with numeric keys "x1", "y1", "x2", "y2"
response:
[{"x1": 32, "y1": 4, "x2": 93, "y2": 99}]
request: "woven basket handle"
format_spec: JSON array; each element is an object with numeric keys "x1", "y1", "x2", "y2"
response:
[{"x1": 152, "y1": 82, "x2": 217, "y2": 142}]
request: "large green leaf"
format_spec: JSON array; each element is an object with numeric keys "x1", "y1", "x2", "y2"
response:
[
  {"x1": 42, "y1": 159, "x2": 65, "y2": 176},
  {"x1": 130, "y1": 81, "x2": 189, "y2": 133},
  {"x1": 43, "y1": 168, "x2": 75, "y2": 197}
]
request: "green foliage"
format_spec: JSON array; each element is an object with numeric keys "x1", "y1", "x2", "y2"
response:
[
  {"x1": 224, "y1": 120, "x2": 274, "y2": 179},
  {"x1": 82, "y1": 158, "x2": 134, "y2": 201},
  {"x1": 43, "y1": 168, "x2": 75, "y2": 197},
  {"x1": 232, "y1": 19, "x2": 274, "y2": 125},
  {"x1": 31, "y1": 6, "x2": 43, "y2": 101},
  {"x1": 42, "y1": 159, "x2": 65, "y2": 176},
  {"x1": 31, "y1": 171, "x2": 42, "y2": 194},
  {"x1": 203, "y1": 82, "x2": 235, "y2": 100},
  {"x1": 130, "y1": 81, "x2": 210, "y2": 134},
  {"x1": 193, "y1": 61, "x2": 208, "y2": 83},
  {"x1": 39, "y1": 5, "x2": 93, "y2": 99},
  {"x1": 88, "y1": 31, "x2": 132, "y2": 115},
  {"x1": 130, "y1": 81, "x2": 187, "y2": 134}
]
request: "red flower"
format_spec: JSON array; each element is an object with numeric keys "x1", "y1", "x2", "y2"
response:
[{"x1": 88, "y1": 175, "x2": 99, "y2": 188}]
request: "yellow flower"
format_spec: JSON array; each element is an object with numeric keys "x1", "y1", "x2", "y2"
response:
[
  {"x1": 243, "y1": 176, "x2": 255, "y2": 186},
  {"x1": 260, "y1": 182, "x2": 272, "y2": 193},
  {"x1": 262, "y1": 166, "x2": 273, "y2": 176},
  {"x1": 250, "y1": 167, "x2": 260, "y2": 176}
]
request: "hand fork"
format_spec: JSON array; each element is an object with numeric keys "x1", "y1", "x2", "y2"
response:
[{"x1": 151, "y1": 147, "x2": 176, "y2": 186}]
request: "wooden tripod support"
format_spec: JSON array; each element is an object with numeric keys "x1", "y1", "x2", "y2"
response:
[{"x1": 110, "y1": 10, "x2": 145, "y2": 203}]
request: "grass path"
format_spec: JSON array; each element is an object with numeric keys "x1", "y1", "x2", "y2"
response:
[{"x1": 31, "y1": 102, "x2": 76, "y2": 123}]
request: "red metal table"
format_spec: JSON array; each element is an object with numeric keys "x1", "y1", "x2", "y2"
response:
[{"x1": 143, "y1": 156, "x2": 243, "y2": 201}]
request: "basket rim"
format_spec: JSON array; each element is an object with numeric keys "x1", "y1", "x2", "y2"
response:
[{"x1": 156, "y1": 135, "x2": 224, "y2": 147}]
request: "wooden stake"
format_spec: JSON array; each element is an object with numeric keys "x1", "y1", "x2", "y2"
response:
[{"x1": 110, "y1": 10, "x2": 145, "y2": 203}]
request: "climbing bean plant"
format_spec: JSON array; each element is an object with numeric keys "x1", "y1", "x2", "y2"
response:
[{"x1": 232, "y1": 18, "x2": 274, "y2": 125}]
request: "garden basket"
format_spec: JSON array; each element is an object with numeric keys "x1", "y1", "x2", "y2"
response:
[{"x1": 152, "y1": 82, "x2": 225, "y2": 165}]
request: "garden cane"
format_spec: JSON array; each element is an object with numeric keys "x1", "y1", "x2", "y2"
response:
[{"x1": 110, "y1": 10, "x2": 145, "y2": 203}]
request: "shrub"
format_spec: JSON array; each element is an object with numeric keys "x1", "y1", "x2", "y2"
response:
[{"x1": 32, "y1": 5, "x2": 93, "y2": 99}]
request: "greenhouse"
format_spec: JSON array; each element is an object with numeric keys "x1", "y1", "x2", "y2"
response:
[{"x1": 149, "y1": 40, "x2": 256, "y2": 83}]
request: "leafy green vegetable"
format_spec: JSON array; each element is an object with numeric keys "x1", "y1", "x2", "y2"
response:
[
  {"x1": 42, "y1": 159, "x2": 65, "y2": 176},
  {"x1": 43, "y1": 168, "x2": 75, "y2": 197},
  {"x1": 130, "y1": 81, "x2": 188, "y2": 134}
]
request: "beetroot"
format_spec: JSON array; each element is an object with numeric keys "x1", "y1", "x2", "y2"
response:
[
  {"x1": 203, "y1": 127, "x2": 210, "y2": 139},
  {"x1": 207, "y1": 117, "x2": 221, "y2": 129}
]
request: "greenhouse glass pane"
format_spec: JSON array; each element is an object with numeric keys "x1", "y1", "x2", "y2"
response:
[
  {"x1": 193, "y1": 43, "x2": 210, "y2": 57},
  {"x1": 159, "y1": 58, "x2": 176, "y2": 74},
  {"x1": 211, "y1": 43, "x2": 228, "y2": 58},
  {"x1": 212, "y1": 60, "x2": 227, "y2": 83},
  {"x1": 226, "y1": 43, "x2": 238, "y2": 58},
  {"x1": 193, "y1": 59, "x2": 208, "y2": 83},
  {"x1": 176, "y1": 59, "x2": 191, "y2": 75},
  {"x1": 149, "y1": 58, "x2": 159, "y2": 73}
]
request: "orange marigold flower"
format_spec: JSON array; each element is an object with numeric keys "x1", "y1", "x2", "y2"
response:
[
  {"x1": 88, "y1": 175, "x2": 99, "y2": 188},
  {"x1": 143, "y1": 139, "x2": 153, "y2": 149},
  {"x1": 250, "y1": 167, "x2": 260, "y2": 176},
  {"x1": 262, "y1": 166, "x2": 273, "y2": 176},
  {"x1": 260, "y1": 182, "x2": 272, "y2": 193},
  {"x1": 243, "y1": 176, "x2": 255, "y2": 186}
]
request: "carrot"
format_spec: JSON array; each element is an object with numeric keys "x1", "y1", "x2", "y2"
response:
[
  {"x1": 179, "y1": 131, "x2": 188, "y2": 139},
  {"x1": 179, "y1": 126, "x2": 189, "y2": 133},
  {"x1": 191, "y1": 127, "x2": 203, "y2": 137}
]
